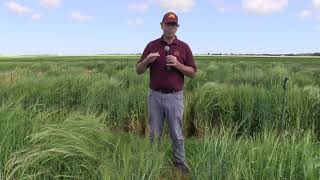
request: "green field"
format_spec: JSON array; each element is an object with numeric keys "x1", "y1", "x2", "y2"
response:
[{"x1": 1, "y1": 56, "x2": 320, "y2": 179}]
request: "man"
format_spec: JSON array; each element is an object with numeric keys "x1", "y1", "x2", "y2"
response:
[{"x1": 136, "y1": 12, "x2": 197, "y2": 174}]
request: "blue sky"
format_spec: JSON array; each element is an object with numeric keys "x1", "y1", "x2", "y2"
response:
[{"x1": 1, "y1": 0, "x2": 320, "y2": 55}]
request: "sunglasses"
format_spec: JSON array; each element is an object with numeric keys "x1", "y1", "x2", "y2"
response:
[{"x1": 165, "y1": 22, "x2": 180, "y2": 27}]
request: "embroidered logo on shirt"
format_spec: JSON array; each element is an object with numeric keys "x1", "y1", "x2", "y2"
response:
[{"x1": 174, "y1": 51, "x2": 180, "y2": 56}]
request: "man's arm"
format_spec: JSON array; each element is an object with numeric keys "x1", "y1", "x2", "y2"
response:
[
  {"x1": 175, "y1": 64, "x2": 197, "y2": 78},
  {"x1": 166, "y1": 55, "x2": 197, "y2": 78},
  {"x1": 136, "y1": 52, "x2": 160, "y2": 74},
  {"x1": 136, "y1": 58, "x2": 150, "y2": 74},
  {"x1": 168, "y1": 44, "x2": 197, "y2": 78}
]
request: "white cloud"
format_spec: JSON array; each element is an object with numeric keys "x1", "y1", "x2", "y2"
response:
[
  {"x1": 313, "y1": 0, "x2": 320, "y2": 9},
  {"x1": 209, "y1": 0, "x2": 238, "y2": 14},
  {"x1": 71, "y1": 11, "x2": 92, "y2": 22},
  {"x1": 156, "y1": 0, "x2": 195, "y2": 13},
  {"x1": 128, "y1": 3, "x2": 148, "y2": 12},
  {"x1": 317, "y1": 16, "x2": 320, "y2": 21},
  {"x1": 242, "y1": 0, "x2": 288, "y2": 15},
  {"x1": 32, "y1": 13, "x2": 42, "y2": 20},
  {"x1": 40, "y1": 0, "x2": 61, "y2": 8},
  {"x1": 299, "y1": 9, "x2": 311, "y2": 19},
  {"x1": 218, "y1": 6, "x2": 226, "y2": 13},
  {"x1": 128, "y1": 18, "x2": 144, "y2": 25},
  {"x1": 5, "y1": 1, "x2": 32, "y2": 14},
  {"x1": 316, "y1": 25, "x2": 320, "y2": 31}
]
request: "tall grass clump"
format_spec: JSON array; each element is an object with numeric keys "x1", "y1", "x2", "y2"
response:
[{"x1": 4, "y1": 114, "x2": 114, "y2": 180}]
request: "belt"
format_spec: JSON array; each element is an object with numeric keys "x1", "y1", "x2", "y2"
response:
[{"x1": 153, "y1": 89, "x2": 179, "y2": 94}]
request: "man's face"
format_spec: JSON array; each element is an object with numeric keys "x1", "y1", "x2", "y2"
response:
[{"x1": 161, "y1": 22, "x2": 179, "y2": 38}]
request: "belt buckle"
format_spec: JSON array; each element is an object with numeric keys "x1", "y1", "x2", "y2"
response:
[{"x1": 159, "y1": 89, "x2": 175, "y2": 94}]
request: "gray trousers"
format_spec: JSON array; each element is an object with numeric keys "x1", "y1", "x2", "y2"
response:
[{"x1": 147, "y1": 89, "x2": 186, "y2": 165}]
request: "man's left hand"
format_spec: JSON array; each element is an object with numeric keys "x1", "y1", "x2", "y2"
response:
[{"x1": 166, "y1": 55, "x2": 182, "y2": 69}]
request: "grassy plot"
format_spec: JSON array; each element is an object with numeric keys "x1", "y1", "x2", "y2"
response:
[
  {"x1": 0, "y1": 56, "x2": 320, "y2": 179},
  {"x1": 0, "y1": 105, "x2": 319, "y2": 179}
]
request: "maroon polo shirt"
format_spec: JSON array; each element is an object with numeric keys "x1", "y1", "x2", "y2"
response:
[{"x1": 138, "y1": 36, "x2": 197, "y2": 92}]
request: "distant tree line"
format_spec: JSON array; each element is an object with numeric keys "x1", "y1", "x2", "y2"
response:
[{"x1": 206, "y1": 52, "x2": 320, "y2": 56}]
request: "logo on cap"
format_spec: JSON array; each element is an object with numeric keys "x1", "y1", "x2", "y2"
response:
[{"x1": 168, "y1": 13, "x2": 176, "y2": 19}]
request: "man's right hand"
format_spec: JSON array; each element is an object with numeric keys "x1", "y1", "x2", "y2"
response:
[{"x1": 145, "y1": 52, "x2": 160, "y2": 64}]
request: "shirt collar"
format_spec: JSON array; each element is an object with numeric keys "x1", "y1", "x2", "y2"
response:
[{"x1": 159, "y1": 35, "x2": 179, "y2": 45}]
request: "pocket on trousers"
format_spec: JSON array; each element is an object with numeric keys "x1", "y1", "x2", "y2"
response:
[{"x1": 174, "y1": 93, "x2": 183, "y2": 100}]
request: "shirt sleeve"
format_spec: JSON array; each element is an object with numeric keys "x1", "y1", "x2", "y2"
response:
[
  {"x1": 137, "y1": 42, "x2": 151, "y2": 68},
  {"x1": 184, "y1": 44, "x2": 197, "y2": 72}
]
